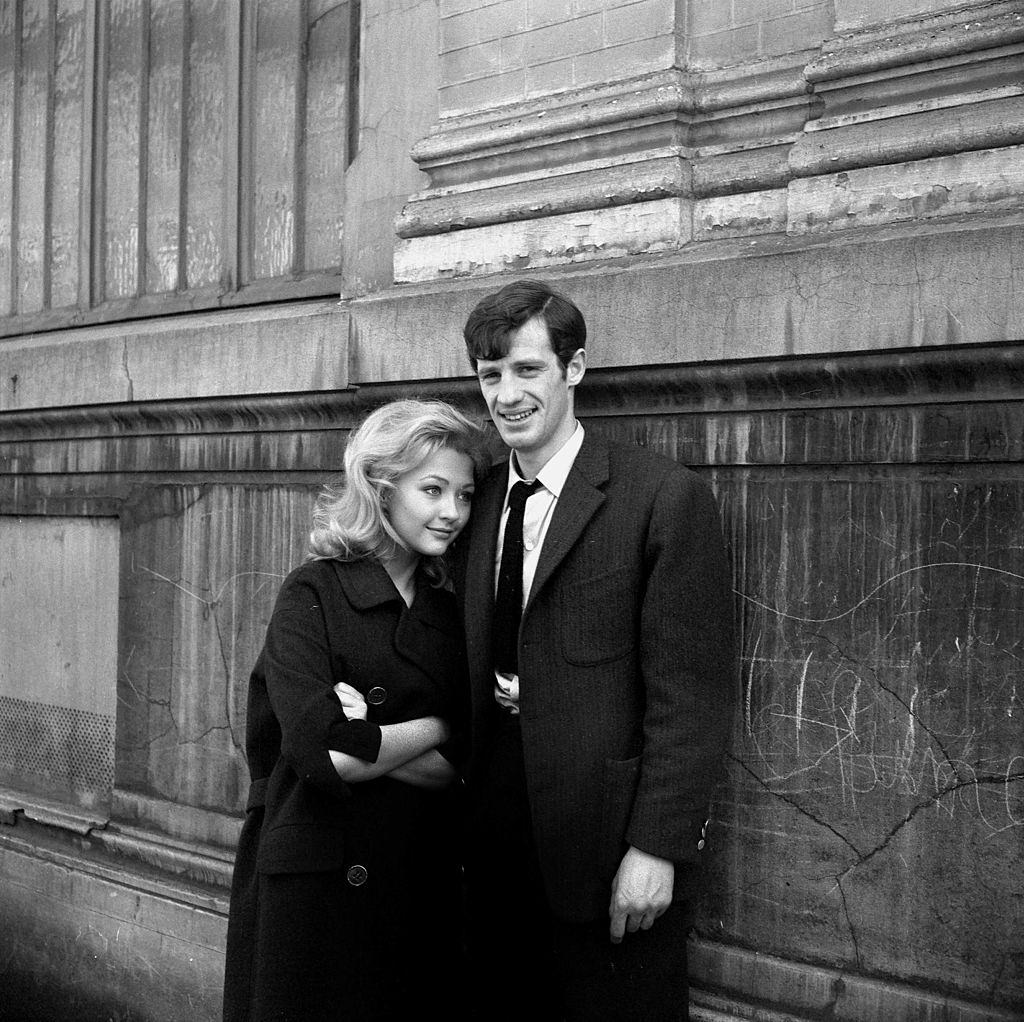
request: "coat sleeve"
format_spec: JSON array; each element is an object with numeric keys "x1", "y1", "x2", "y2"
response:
[
  {"x1": 260, "y1": 570, "x2": 383, "y2": 798},
  {"x1": 625, "y1": 469, "x2": 736, "y2": 864}
]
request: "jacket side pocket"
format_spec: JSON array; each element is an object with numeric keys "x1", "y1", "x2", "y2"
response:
[{"x1": 598, "y1": 755, "x2": 641, "y2": 881}]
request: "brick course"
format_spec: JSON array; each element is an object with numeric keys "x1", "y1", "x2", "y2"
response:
[
  {"x1": 605, "y1": 0, "x2": 675, "y2": 44},
  {"x1": 441, "y1": 0, "x2": 527, "y2": 49},
  {"x1": 574, "y1": 34, "x2": 677, "y2": 83},
  {"x1": 760, "y1": 6, "x2": 834, "y2": 56},
  {"x1": 439, "y1": 0, "x2": 681, "y2": 112}
]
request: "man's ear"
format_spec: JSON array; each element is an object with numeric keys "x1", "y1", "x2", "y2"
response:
[{"x1": 566, "y1": 347, "x2": 586, "y2": 387}]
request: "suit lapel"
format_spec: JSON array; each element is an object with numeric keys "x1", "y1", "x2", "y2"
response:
[{"x1": 525, "y1": 437, "x2": 609, "y2": 615}]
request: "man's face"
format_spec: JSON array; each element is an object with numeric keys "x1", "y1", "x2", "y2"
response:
[{"x1": 474, "y1": 316, "x2": 586, "y2": 474}]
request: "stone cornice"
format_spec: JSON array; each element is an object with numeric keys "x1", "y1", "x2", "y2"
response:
[
  {"x1": 398, "y1": 158, "x2": 693, "y2": 237},
  {"x1": 4, "y1": 343, "x2": 1022, "y2": 445},
  {"x1": 408, "y1": 63, "x2": 813, "y2": 178},
  {"x1": 0, "y1": 380, "x2": 479, "y2": 442},
  {"x1": 412, "y1": 63, "x2": 816, "y2": 169},
  {"x1": 790, "y1": 95, "x2": 1024, "y2": 178},
  {"x1": 807, "y1": 1, "x2": 1024, "y2": 83},
  {"x1": 410, "y1": 69, "x2": 696, "y2": 167}
]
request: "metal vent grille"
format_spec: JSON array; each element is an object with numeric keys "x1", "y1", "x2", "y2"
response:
[{"x1": 0, "y1": 694, "x2": 114, "y2": 796}]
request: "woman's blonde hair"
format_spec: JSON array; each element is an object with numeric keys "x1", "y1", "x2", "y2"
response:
[{"x1": 309, "y1": 399, "x2": 489, "y2": 582}]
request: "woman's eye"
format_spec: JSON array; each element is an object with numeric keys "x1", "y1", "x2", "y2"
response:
[
  {"x1": 458, "y1": 491, "x2": 474, "y2": 503},
  {"x1": 424, "y1": 486, "x2": 441, "y2": 496}
]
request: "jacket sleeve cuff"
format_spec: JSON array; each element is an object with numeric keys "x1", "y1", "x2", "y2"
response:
[
  {"x1": 324, "y1": 716, "x2": 382, "y2": 763},
  {"x1": 626, "y1": 810, "x2": 711, "y2": 866}
]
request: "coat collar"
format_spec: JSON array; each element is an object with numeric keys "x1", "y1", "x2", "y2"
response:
[
  {"x1": 331, "y1": 555, "x2": 460, "y2": 691},
  {"x1": 331, "y1": 554, "x2": 458, "y2": 633},
  {"x1": 330, "y1": 556, "x2": 400, "y2": 609}
]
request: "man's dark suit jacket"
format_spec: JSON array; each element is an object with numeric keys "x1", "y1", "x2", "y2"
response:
[{"x1": 458, "y1": 435, "x2": 736, "y2": 923}]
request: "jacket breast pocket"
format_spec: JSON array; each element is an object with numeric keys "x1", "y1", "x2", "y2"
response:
[{"x1": 560, "y1": 565, "x2": 637, "y2": 666}]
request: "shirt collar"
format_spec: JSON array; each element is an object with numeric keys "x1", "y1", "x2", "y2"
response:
[{"x1": 505, "y1": 421, "x2": 585, "y2": 500}]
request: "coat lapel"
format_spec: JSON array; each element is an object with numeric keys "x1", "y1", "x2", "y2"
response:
[
  {"x1": 333, "y1": 557, "x2": 458, "y2": 690},
  {"x1": 524, "y1": 437, "x2": 609, "y2": 616},
  {"x1": 394, "y1": 582, "x2": 462, "y2": 690}
]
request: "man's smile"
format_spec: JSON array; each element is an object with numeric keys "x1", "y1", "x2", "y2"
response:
[{"x1": 500, "y1": 408, "x2": 536, "y2": 422}]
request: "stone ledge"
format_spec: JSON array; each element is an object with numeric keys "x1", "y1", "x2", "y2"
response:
[
  {"x1": 4, "y1": 325, "x2": 1019, "y2": 450},
  {"x1": 689, "y1": 938, "x2": 1024, "y2": 1022},
  {"x1": 111, "y1": 788, "x2": 244, "y2": 852},
  {"x1": 0, "y1": 787, "x2": 236, "y2": 897},
  {"x1": 396, "y1": 197, "x2": 693, "y2": 282},
  {"x1": 0, "y1": 787, "x2": 108, "y2": 836},
  {"x1": 0, "y1": 298, "x2": 349, "y2": 414},
  {"x1": 790, "y1": 95, "x2": 1024, "y2": 179},
  {"x1": 398, "y1": 157, "x2": 692, "y2": 238},
  {"x1": 0, "y1": 817, "x2": 229, "y2": 915},
  {"x1": 0, "y1": 221, "x2": 1020, "y2": 406},
  {"x1": 812, "y1": 1, "x2": 1024, "y2": 82},
  {"x1": 93, "y1": 825, "x2": 235, "y2": 890},
  {"x1": 788, "y1": 145, "x2": 1024, "y2": 235}
]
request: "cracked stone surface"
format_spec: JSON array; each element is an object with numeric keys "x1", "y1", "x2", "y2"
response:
[
  {"x1": 116, "y1": 485, "x2": 313, "y2": 821},
  {"x1": 701, "y1": 470, "x2": 1024, "y2": 1007}
]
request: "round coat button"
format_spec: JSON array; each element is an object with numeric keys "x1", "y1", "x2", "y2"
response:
[
  {"x1": 346, "y1": 864, "x2": 368, "y2": 886},
  {"x1": 367, "y1": 686, "x2": 387, "y2": 706}
]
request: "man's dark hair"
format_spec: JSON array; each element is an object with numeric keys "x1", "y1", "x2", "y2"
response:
[{"x1": 463, "y1": 279, "x2": 586, "y2": 371}]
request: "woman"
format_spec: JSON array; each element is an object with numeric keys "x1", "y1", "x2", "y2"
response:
[{"x1": 223, "y1": 399, "x2": 488, "y2": 1022}]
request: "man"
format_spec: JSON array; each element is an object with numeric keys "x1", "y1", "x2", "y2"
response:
[{"x1": 456, "y1": 279, "x2": 735, "y2": 1021}]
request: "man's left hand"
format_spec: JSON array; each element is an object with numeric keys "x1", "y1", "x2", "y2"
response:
[{"x1": 608, "y1": 846, "x2": 674, "y2": 944}]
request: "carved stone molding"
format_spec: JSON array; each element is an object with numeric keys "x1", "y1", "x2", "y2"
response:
[
  {"x1": 4, "y1": 340, "x2": 1022, "y2": 452},
  {"x1": 396, "y1": 3, "x2": 1024, "y2": 282},
  {"x1": 398, "y1": 63, "x2": 816, "y2": 238}
]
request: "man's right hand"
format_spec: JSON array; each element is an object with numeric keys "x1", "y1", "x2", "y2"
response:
[{"x1": 608, "y1": 845, "x2": 674, "y2": 944}]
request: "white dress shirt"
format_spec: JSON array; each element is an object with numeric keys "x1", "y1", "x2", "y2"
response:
[{"x1": 493, "y1": 422, "x2": 585, "y2": 713}]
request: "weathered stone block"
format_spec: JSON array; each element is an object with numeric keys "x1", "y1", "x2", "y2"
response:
[
  {"x1": 394, "y1": 197, "x2": 693, "y2": 282},
  {"x1": 0, "y1": 301, "x2": 348, "y2": 412},
  {"x1": 695, "y1": 187, "x2": 788, "y2": 239},
  {"x1": 788, "y1": 146, "x2": 1024, "y2": 234}
]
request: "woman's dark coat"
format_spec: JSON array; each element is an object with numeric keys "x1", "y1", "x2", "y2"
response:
[{"x1": 222, "y1": 557, "x2": 467, "y2": 1022}]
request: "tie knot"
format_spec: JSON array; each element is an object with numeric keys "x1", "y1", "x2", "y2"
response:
[{"x1": 508, "y1": 479, "x2": 539, "y2": 512}]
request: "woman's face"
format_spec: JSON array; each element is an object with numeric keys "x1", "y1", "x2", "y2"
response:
[{"x1": 387, "y1": 446, "x2": 475, "y2": 558}]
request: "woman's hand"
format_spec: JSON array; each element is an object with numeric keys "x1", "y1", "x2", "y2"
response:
[{"x1": 333, "y1": 681, "x2": 368, "y2": 721}]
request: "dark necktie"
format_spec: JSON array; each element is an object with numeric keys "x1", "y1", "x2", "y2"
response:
[{"x1": 492, "y1": 479, "x2": 540, "y2": 675}]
